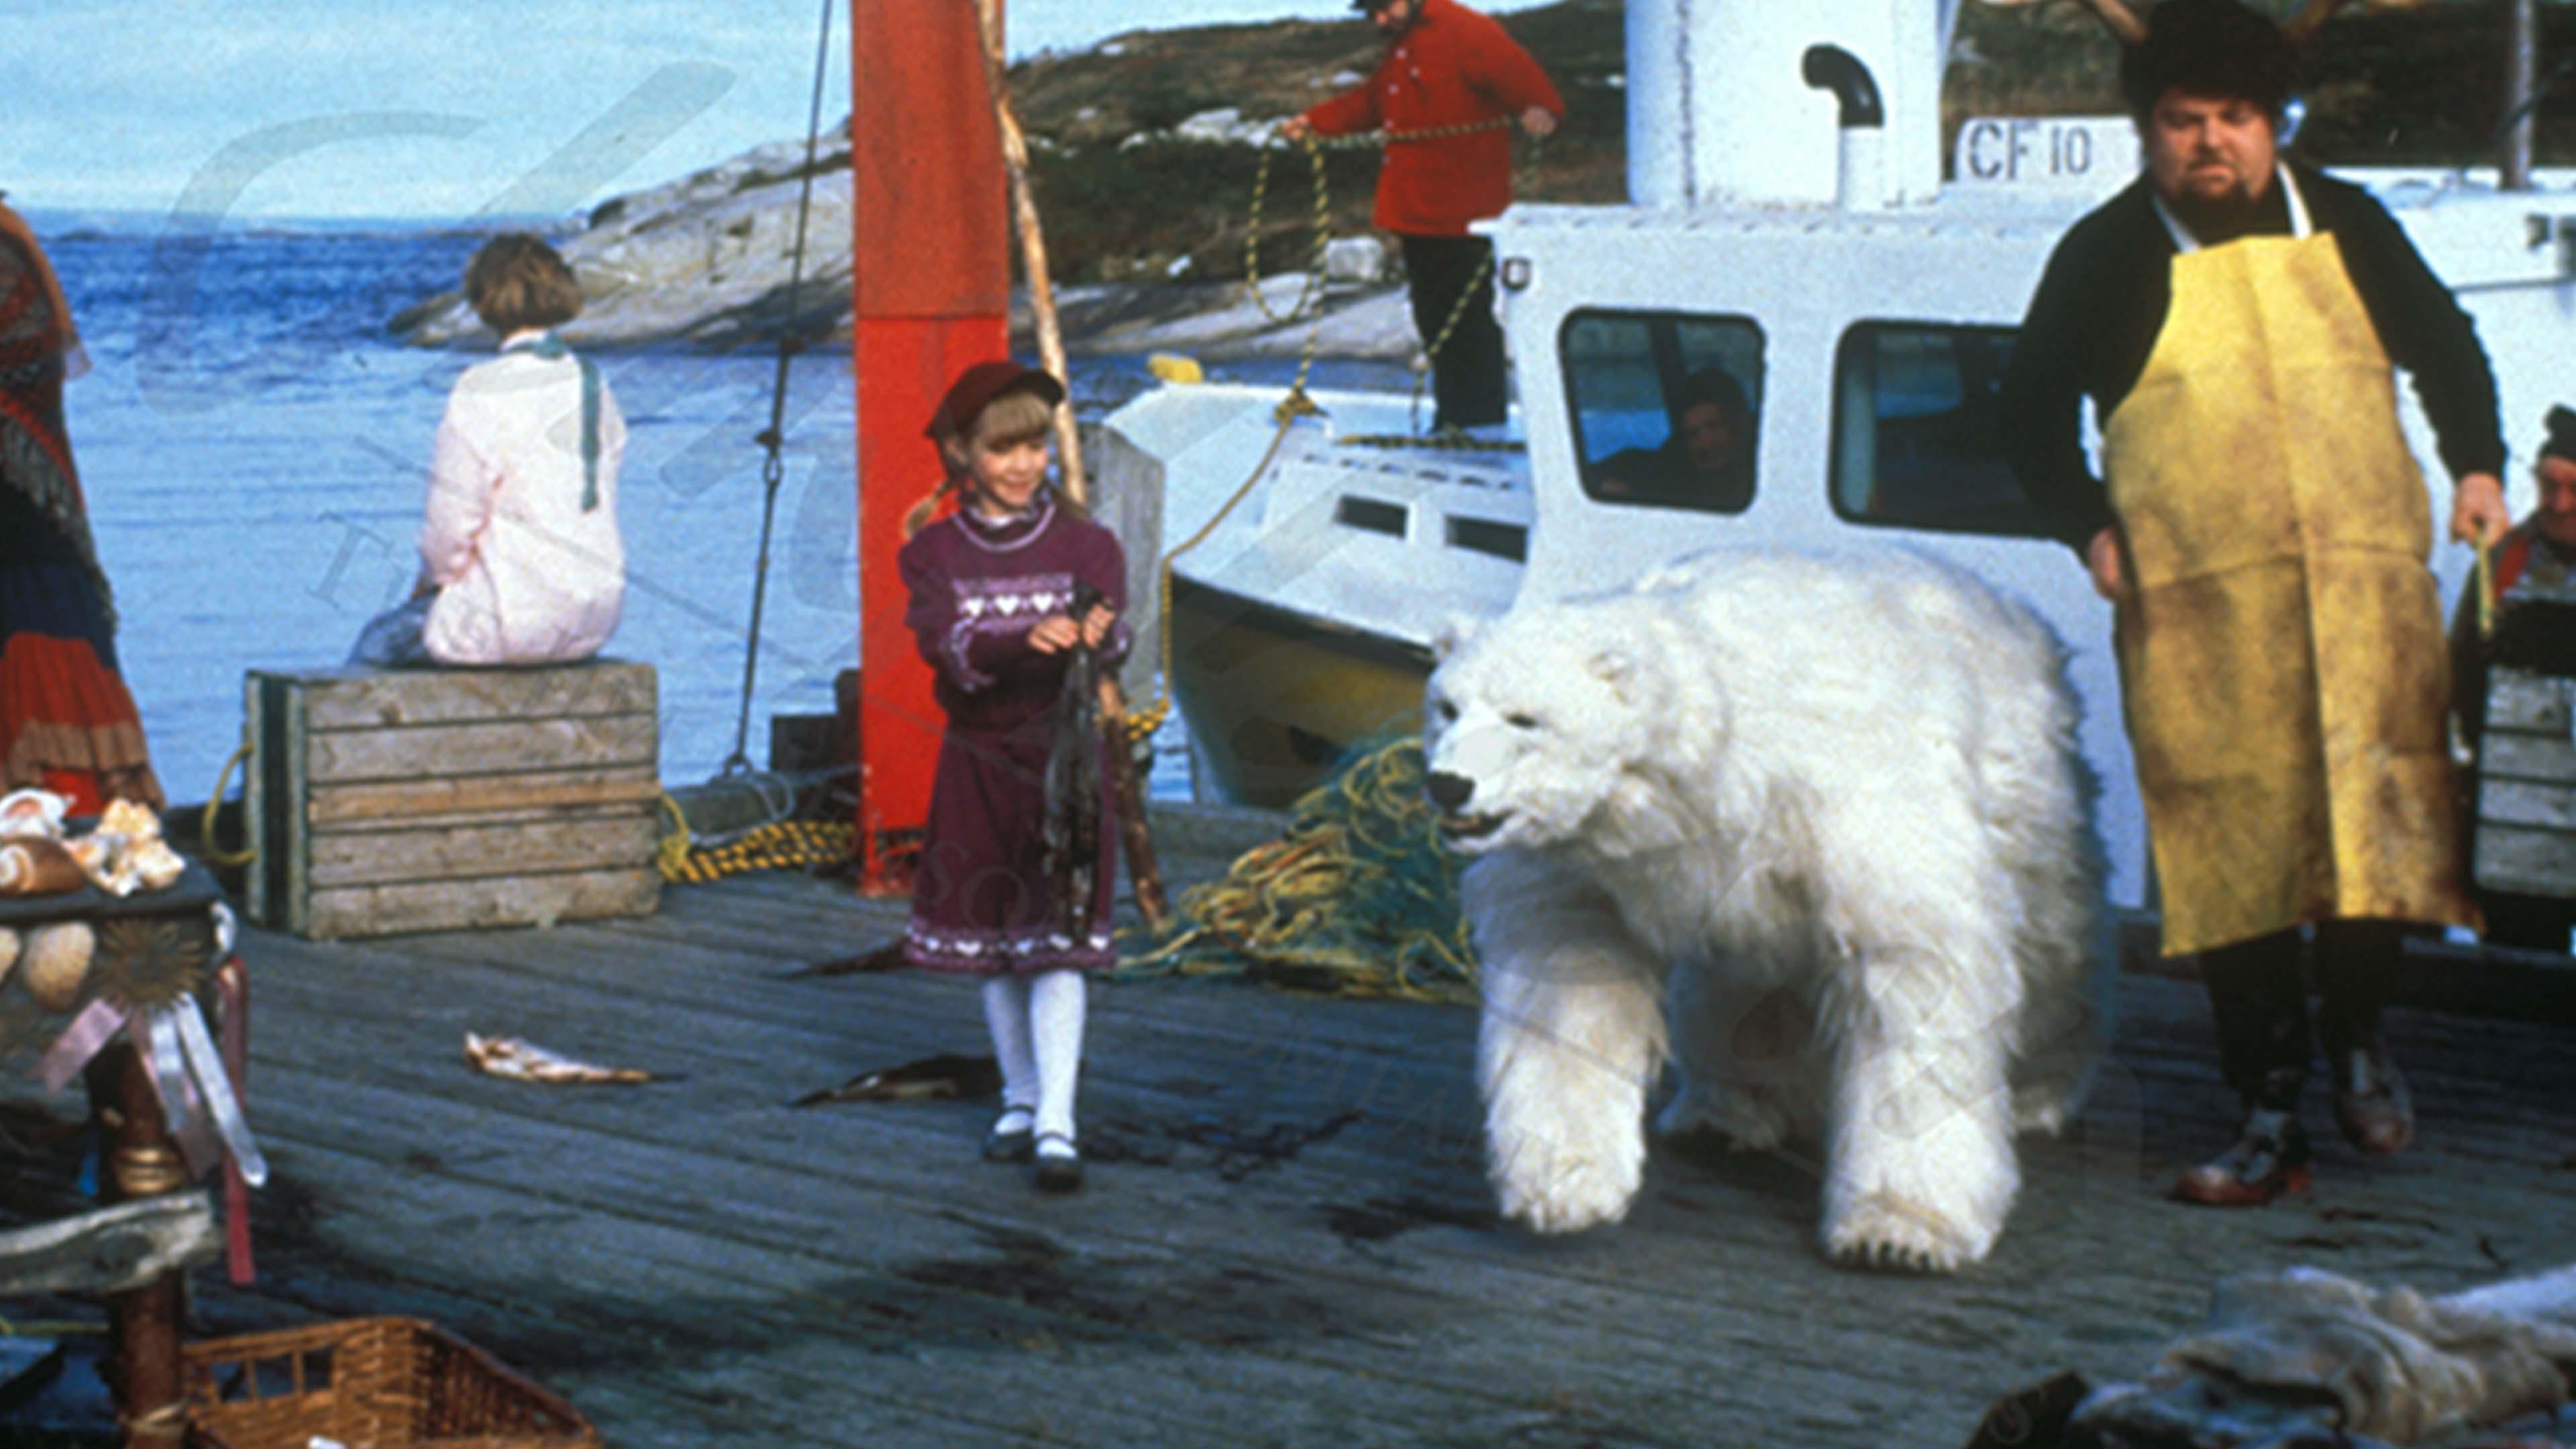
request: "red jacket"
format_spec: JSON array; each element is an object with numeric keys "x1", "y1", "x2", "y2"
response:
[{"x1": 1298, "y1": 0, "x2": 1564, "y2": 238}]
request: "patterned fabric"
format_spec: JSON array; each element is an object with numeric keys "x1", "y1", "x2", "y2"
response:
[
  {"x1": 0, "y1": 227, "x2": 161, "y2": 809},
  {"x1": 0, "y1": 228, "x2": 109, "y2": 625},
  {"x1": 895, "y1": 495, "x2": 1131, "y2": 976}
]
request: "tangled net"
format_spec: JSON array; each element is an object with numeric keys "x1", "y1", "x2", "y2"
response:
[{"x1": 1120, "y1": 738, "x2": 1479, "y2": 1003}]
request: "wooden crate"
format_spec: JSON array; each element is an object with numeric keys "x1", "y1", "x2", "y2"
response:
[
  {"x1": 244, "y1": 663, "x2": 662, "y2": 940},
  {"x1": 2472, "y1": 665, "x2": 2576, "y2": 899}
]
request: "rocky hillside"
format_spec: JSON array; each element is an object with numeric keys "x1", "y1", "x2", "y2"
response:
[{"x1": 392, "y1": 0, "x2": 2575, "y2": 349}]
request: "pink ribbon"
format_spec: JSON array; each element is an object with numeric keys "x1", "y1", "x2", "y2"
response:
[{"x1": 34, "y1": 997, "x2": 127, "y2": 1093}]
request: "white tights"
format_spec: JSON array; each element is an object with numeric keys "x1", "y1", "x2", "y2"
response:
[{"x1": 980, "y1": 970, "x2": 1088, "y2": 1145}]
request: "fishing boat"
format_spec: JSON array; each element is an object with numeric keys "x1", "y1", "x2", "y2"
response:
[{"x1": 1102, "y1": 0, "x2": 2576, "y2": 912}]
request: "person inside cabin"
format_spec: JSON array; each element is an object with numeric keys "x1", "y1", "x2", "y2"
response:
[
  {"x1": 2444, "y1": 407, "x2": 2576, "y2": 950},
  {"x1": 1998, "y1": 0, "x2": 2510, "y2": 1207},
  {"x1": 348, "y1": 234, "x2": 627, "y2": 668},
  {"x1": 1279, "y1": 0, "x2": 1563, "y2": 435},
  {"x1": 2449, "y1": 404, "x2": 2576, "y2": 728},
  {"x1": 0, "y1": 195, "x2": 164, "y2": 813},
  {"x1": 1591, "y1": 365, "x2": 1754, "y2": 510},
  {"x1": 898, "y1": 359, "x2": 1129, "y2": 1193}
]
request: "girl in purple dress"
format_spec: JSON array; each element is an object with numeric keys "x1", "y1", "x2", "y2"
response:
[{"x1": 898, "y1": 360, "x2": 1127, "y2": 1193}]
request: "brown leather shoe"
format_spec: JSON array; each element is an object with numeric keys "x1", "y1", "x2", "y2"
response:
[
  {"x1": 2328, "y1": 1042, "x2": 2414, "y2": 1157},
  {"x1": 2171, "y1": 1106, "x2": 2312, "y2": 1207}
]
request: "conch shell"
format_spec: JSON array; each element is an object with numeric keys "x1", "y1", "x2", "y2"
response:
[
  {"x1": 69, "y1": 801, "x2": 181, "y2": 895},
  {"x1": 0, "y1": 838, "x2": 87, "y2": 896},
  {"x1": 0, "y1": 789, "x2": 69, "y2": 840}
]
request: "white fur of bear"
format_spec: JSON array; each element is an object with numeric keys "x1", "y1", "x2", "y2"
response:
[{"x1": 1423, "y1": 547, "x2": 2107, "y2": 1272}]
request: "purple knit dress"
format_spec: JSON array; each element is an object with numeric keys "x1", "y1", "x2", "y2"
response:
[{"x1": 896, "y1": 494, "x2": 1131, "y2": 975}]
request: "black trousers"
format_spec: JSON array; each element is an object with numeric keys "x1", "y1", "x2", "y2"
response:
[
  {"x1": 1399, "y1": 233, "x2": 1508, "y2": 430},
  {"x1": 2200, "y1": 919, "x2": 2409, "y2": 1105}
]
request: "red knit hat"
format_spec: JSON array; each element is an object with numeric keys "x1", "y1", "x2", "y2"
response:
[{"x1": 923, "y1": 359, "x2": 1065, "y2": 442}]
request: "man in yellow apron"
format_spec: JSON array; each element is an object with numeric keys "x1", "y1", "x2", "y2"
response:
[{"x1": 2000, "y1": 0, "x2": 2512, "y2": 1206}]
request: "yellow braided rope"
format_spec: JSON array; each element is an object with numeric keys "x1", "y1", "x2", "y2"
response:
[
  {"x1": 199, "y1": 732, "x2": 257, "y2": 867},
  {"x1": 656, "y1": 795, "x2": 854, "y2": 883},
  {"x1": 1119, "y1": 738, "x2": 1476, "y2": 1003}
]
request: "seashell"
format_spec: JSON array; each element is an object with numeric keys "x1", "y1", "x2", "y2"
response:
[
  {"x1": 99, "y1": 799, "x2": 163, "y2": 842},
  {"x1": 0, "y1": 789, "x2": 70, "y2": 840},
  {"x1": 0, "y1": 838, "x2": 88, "y2": 895},
  {"x1": 66, "y1": 832, "x2": 141, "y2": 896},
  {"x1": 130, "y1": 838, "x2": 186, "y2": 892},
  {"x1": 0, "y1": 926, "x2": 19, "y2": 987},
  {"x1": 21, "y1": 921, "x2": 96, "y2": 1010}
]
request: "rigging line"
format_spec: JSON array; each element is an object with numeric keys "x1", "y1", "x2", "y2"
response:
[
  {"x1": 725, "y1": 0, "x2": 841, "y2": 776},
  {"x1": 2488, "y1": 54, "x2": 2576, "y2": 150}
]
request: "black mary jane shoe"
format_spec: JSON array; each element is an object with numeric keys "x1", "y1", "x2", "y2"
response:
[
  {"x1": 2171, "y1": 1105, "x2": 2312, "y2": 1207},
  {"x1": 1032, "y1": 1132, "x2": 1084, "y2": 1193},
  {"x1": 983, "y1": 1107, "x2": 1036, "y2": 1164}
]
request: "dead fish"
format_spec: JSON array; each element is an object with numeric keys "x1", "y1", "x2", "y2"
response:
[
  {"x1": 778, "y1": 938, "x2": 907, "y2": 979},
  {"x1": 463, "y1": 1032, "x2": 656, "y2": 1085},
  {"x1": 791, "y1": 1052, "x2": 999, "y2": 1108}
]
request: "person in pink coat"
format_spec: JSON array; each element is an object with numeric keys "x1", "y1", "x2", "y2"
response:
[{"x1": 350, "y1": 235, "x2": 626, "y2": 668}]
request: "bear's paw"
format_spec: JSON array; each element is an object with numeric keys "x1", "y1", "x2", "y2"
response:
[
  {"x1": 1489, "y1": 1114, "x2": 1645, "y2": 1234},
  {"x1": 1822, "y1": 1191, "x2": 1990, "y2": 1274}
]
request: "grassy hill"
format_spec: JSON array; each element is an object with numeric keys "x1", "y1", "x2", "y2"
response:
[{"x1": 1004, "y1": 0, "x2": 2576, "y2": 283}]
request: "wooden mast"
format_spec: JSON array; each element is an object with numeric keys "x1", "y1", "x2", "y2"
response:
[{"x1": 964, "y1": 0, "x2": 1172, "y2": 928}]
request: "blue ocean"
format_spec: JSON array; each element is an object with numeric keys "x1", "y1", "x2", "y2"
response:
[{"x1": 28, "y1": 216, "x2": 1402, "y2": 808}]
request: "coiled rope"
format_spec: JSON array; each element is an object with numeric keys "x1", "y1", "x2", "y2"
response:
[
  {"x1": 1243, "y1": 118, "x2": 1521, "y2": 429},
  {"x1": 199, "y1": 730, "x2": 256, "y2": 866},
  {"x1": 656, "y1": 777, "x2": 860, "y2": 883},
  {"x1": 1119, "y1": 736, "x2": 1477, "y2": 1003}
]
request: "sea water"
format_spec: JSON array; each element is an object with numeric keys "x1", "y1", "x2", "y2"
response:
[{"x1": 32, "y1": 219, "x2": 1402, "y2": 809}]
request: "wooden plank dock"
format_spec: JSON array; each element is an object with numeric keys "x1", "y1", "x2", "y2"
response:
[{"x1": 8, "y1": 817, "x2": 2576, "y2": 1448}]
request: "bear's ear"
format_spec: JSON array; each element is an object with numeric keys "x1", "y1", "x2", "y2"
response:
[{"x1": 1432, "y1": 613, "x2": 1482, "y2": 662}]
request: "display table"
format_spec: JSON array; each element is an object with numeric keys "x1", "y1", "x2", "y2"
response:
[{"x1": 2, "y1": 859, "x2": 252, "y2": 1448}]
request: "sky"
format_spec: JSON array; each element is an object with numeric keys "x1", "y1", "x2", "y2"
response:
[{"x1": 3, "y1": 0, "x2": 1542, "y2": 225}]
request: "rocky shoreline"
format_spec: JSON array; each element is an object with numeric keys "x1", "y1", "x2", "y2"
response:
[
  {"x1": 387, "y1": 122, "x2": 1417, "y2": 360},
  {"x1": 386, "y1": 0, "x2": 2563, "y2": 358}
]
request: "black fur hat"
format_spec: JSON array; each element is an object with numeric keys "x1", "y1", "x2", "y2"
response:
[
  {"x1": 2118, "y1": 0, "x2": 2299, "y2": 121},
  {"x1": 2542, "y1": 405, "x2": 2576, "y2": 464}
]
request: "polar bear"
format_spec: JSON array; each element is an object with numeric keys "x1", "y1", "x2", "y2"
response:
[{"x1": 1424, "y1": 547, "x2": 2107, "y2": 1272}]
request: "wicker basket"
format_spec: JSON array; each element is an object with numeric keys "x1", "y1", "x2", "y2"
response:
[{"x1": 183, "y1": 1317, "x2": 601, "y2": 1449}]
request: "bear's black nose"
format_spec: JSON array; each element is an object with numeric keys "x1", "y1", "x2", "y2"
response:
[{"x1": 1426, "y1": 771, "x2": 1476, "y2": 812}]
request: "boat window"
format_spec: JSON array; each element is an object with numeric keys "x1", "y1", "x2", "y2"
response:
[
  {"x1": 1447, "y1": 515, "x2": 1527, "y2": 562},
  {"x1": 1335, "y1": 495, "x2": 1408, "y2": 538},
  {"x1": 1830, "y1": 323, "x2": 2049, "y2": 538},
  {"x1": 1559, "y1": 310, "x2": 1762, "y2": 513}
]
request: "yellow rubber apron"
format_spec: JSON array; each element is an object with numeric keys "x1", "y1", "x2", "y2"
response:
[{"x1": 2101, "y1": 169, "x2": 2473, "y2": 957}]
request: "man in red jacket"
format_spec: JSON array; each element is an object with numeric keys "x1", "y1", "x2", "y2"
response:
[{"x1": 1283, "y1": 0, "x2": 1563, "y2": 432}]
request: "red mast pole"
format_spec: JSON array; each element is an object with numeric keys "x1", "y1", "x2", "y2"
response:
[{"x1": 851, "y1": 0, "x2": 1011, "y2": 889}]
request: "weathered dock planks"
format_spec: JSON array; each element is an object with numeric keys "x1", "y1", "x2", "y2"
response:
[{"x1": 10, "y1": 848, "x2": 2575, "y2": 1448}]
